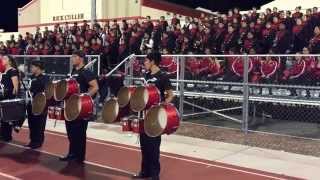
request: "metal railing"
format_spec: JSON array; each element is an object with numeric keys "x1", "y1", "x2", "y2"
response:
[
  {"x1": 12, "y1": 55, "x2": 101, "y2": 78},
  {"x1": 115, "y1": 54, "x2": 320, "y2": 139}
]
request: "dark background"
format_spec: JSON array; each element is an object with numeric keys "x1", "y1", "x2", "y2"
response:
[{"x1": 0, "y1": 0, "x2": 273, "y2": 32}]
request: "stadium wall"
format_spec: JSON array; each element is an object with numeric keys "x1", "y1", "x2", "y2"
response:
[
  {"x1": 17, "y1": 0, "x2": 201, "y2": 35},
  {"x1": 18, "y1": 0, "x2": 41, "y2": 35}
]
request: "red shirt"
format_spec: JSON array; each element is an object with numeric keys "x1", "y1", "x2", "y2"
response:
[
  {"x1": 0, "y1": 58, "x2": 5, "y2": 73},
  {"x1": 231, "y1": 57, "x2": 253, "y2": 77},
  {"x1": 187, "y1": 58, "x2": 200, "y2": 74},
  {"x1": 261, "y1": 59, "x2": 279, "y2": 77}
]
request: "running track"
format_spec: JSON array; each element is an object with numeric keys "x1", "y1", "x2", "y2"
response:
[{"x1": 0, "y1": 129, "x2": 303, "y2": 180}]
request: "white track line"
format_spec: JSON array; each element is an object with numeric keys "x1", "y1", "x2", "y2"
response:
[
  {"x1": 4, "y1": 142, "x2": 134, "y2": 176},
  {"x1": 0, "y1": 172, "x2": 22, "y2": 180},
  {"x1": 41, "y1": 130, "x2": 292, "y2": 180}
]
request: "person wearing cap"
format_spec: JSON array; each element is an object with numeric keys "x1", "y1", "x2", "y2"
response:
[
  {"x1": 132, "y1": 51, "x2": 174, "y2": 180},
  {"x1": 59, "y1": 50, "x2": 98, "y2": 164},
  {"x1": 26, "y1": 61, "x2": 49, "y2": 149}
]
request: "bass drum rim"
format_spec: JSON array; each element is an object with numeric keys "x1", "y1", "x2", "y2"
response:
[{"x1": 32, "y1": 92, "x2": 47, "y2": 116}]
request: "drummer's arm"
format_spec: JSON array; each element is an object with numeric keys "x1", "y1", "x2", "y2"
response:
[
  {"x1": 11, "y1": 76, "x2": 19, "y2": 95},
  {"x1": 164, "y1": 89, "x2": 174, "y2": 103},
  {"x1": 87, "y1": 79, "x2": 99, "y2": 97}
]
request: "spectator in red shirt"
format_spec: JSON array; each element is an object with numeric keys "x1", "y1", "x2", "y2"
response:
[{"x1": 309, "y1": 26, "x2": 320, "y2": 53}]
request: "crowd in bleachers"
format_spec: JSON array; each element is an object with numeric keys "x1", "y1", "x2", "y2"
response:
[
  {"x1": 1, "y1": 7, "x2": 319, "y2": 62},
  {"x1": 1, "y1": 6, "x2": 320, "y2": 91}
]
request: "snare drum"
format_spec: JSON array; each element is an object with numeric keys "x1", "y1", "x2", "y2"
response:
[
  {"x1": 144, "y1": 103, "x2": 180, "y2": 137},
  {"x1": 55, "y1": 107, "x2": 65, "y2": 121},
  {"x1": 121, "y1": 117, "x2": 132, "y2": 132},
  {"x1": 48, "y1": 106, "x2": 56, "y2": 119},
  {"x1": 131, "y1": 118, "x2": 144, "y2": 134},
  {"x1": 54, "y1": 79, "x2": 79, "y2": 101},
  {"x1": 0, "y1": 99, "x2": 26, "y2": 123},
  {"x1": 130, "y1": 85, "x2": 160, "y2": 112},
  {"x1": 64, "y1": 94, "x2": 94, "y2": 121}
]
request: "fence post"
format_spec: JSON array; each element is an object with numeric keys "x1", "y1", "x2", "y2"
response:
[
  {"x1": 128, "y1": 55, "x2": 134, "y2": 86},
  {"x1": 97, "y1": 55, "x2": 101, "y2": 76},
  {"x1": 179, "y1": 56, "x2": 185, "y2": 121},
  {"x1": 242, "y1": 55, "x2": 249, "y2": 134}
]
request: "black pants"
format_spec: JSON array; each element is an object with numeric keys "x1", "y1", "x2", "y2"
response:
[
  {"x1": 65, "y1": 119, "x2": 88, "y2": 161},
  {"x1": 27, "y1": 105, "x2": 47, "y2": 144},
  {"x1": 0, "y1": 122, "x2": 13, "y2": 141},
  {"x1": 139, "y1": 133, "x2": 161, "y2": 177}
]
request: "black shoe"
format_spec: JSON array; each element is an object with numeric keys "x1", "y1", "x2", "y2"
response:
[
  {"x1": 132, "y1": 172, "x2": 150, "y2": 179},
  {"x1": 59, "y1": 154, "x2": 76, "y2": 161},
  {"x1": 150, "y1": 176, "x2": 160, "y2": 180},
  {"x1": 75, "y1": 158, "x2": 85, "y2": 164},
  {"x1": 0, "y1": 136, "x2": 12, "y2": 142},
  {"x1": 24, "y1": 142, "x2": 33, "y2": 148},
  {"x1": 30, "y1": 143, "x2": 42, "y2": 149}
]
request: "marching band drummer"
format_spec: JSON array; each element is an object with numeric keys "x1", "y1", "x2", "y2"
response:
[
  {"x1": 132, "y1": 51, "x2": 174, "y2": 180},
  {"x1": 59, "y1": 50, "x2": 99, "y2": 164},
  {"x1": 0, "y1": 55, "x2": 20, "y2": 142},
  {"x1": 25, "y1": 61, "x2": 49, "y2": 149}
]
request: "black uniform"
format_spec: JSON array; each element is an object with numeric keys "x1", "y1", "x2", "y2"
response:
[
  {"x1": 27, "y1": 74, "x2": 49, "y2": 145},
  {"x1": 140, "y1": 70, "x2": 173, "y2": 177},
  {"x1": 65, "y1": 67, "x2": 96, "y2": 161},
  {"x1": 0, "y1": 68, "x2": 19, "y2": 141}
]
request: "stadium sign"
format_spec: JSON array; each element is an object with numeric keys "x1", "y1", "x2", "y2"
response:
[{"x1": 52, "y1": 13, "x2": 85, "y2": 22}]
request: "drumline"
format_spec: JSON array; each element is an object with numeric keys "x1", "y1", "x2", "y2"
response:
[
  {"x1": 30, "y1": 78, "x2": 181, "y2": 137},
  {"x1": 102, "y1": 84, "x2": 181, "y2": 136}
]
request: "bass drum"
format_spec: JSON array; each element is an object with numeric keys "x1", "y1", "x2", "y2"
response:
[
  {"x1": 64, "y1": 94, "x2": 94, "y2": 121},
  {"x1": 130, "y1": 85, "x2": 160, "y2": 112},
  {"x1": 102, "y1": 98, "x2": 130, "y2": 123},
  {"x1": 32, "y1": 92, "x2": 47, "y2": 115},
  {"x1": 117, "y1": 86, "x2": 136, "y2": 108},
  {"x1": 54, "y1": 79, "x2": 79, "y2": 101},
  {"x1": 0, "y1": 99, "x2": 26, "y2": 123},
  {"x1": 45, "y1": 80, "x2": 58, "y2": 102},
  {"x1": 144, "y1": 103, "x2": 180, "y2": 137}
]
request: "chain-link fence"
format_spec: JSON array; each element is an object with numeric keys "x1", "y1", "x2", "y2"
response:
[{"x1": 123, "y1": 54, "x2": 320, "y2": 139}]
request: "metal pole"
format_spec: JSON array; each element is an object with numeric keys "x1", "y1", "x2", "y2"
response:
[
  {"x1": 128, "y1": 56, "x2": 134, "y2": 86},
  {"x1": 91, "y1": 0, "x2": 97, "y2": 28},
  {"x1": 179, "y1": 57, "x2": 185, "y2": 121},
  {"x1": 97, "y1": 55, "x2": 101, "y2": 76},
  {"x1": 242, "y1": 55, "x2": 249, "y2": 134}
]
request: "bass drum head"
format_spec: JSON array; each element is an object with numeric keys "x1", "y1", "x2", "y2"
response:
[
  {"x1": 144, "y1": 105, "x2": 167, "y2": 137},
  {"x1": 130, "y1": 86, "x2": 148, "y2": 112},
  {"x1": 45, "y1": 81, "x2": 55, "y2": 100},
  {"x1": 102, "y1": 98, "x2": 119, "y2": 123},
  {"x1": 64, "y1": 94, "x2": 80, "y2": 121},
  {"x1": 32, "y1": 93, "x2": 47, "y2": 116},
  {"x1": 54, "y1": 80, "x2": 67, "y2": 101},
  {"x1": 117, "y1": 87, "x2": 133, "y2": 108}
]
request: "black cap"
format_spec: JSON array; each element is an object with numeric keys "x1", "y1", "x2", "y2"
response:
[
  {"x1": 72, "y1": 50, "x2": 85, "y2": 59},
  {"x1": 31, "y1": 61, "x2": 44, "y2": 70},
  {"x1": 146, "y1": 51, "x2": 162, "y2": 66}
]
